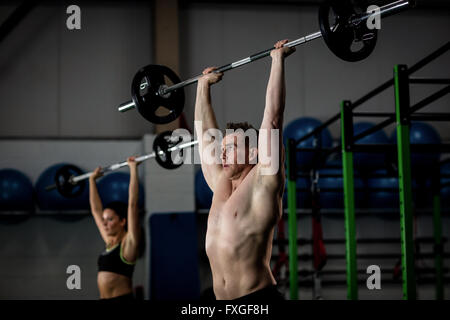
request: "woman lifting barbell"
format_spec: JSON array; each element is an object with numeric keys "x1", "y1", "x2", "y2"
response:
[{"x1": 89, "y1": 156, "x2": 142, "y2": 300}]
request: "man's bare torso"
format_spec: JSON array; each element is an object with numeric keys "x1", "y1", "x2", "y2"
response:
[{"x1": 205, "y1": 165, "x2": 284, "y2": 299}]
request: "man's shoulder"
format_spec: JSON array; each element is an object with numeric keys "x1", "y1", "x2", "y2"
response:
[
  {"x1": 253, "y1": 164, "x2": 285, "y2": 195},
  {"x1": 254, "y1": 162, "x2": 285, "y2": 181}
]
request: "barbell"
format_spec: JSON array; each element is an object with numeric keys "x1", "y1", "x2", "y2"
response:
[
  {"x1": 45, "y1": 131, "x2": 198, "y2": 198},
  {"x1": 117, "y1": 0, "x2": 414, "y2": 124}
]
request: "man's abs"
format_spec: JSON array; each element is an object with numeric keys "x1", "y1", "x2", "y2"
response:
[{"x1": 205, "y1": 210, "x2": 277, "y2": 300}]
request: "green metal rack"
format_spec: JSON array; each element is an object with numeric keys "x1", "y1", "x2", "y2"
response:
[
  {"x1": 394, "y1": 64, "x2": 417, "y2": 299},
  {"x1": 284, "y1": 42, "x2": 449, "y2": 300},
  {"x1": 287, "y1": 138, "x2": 299, "y2": 300},
  {"x1": 340, "y1": 101, "x2": 358, "y2": 300}
]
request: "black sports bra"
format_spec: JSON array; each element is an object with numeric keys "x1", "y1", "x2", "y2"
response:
[{"x1": 97, "y1": 242, "x2": 135, "y2": 278}]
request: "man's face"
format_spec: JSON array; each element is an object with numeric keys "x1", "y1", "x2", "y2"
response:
[{"x1": 221, "y1": 132, "x2": 256, "y2": 178}]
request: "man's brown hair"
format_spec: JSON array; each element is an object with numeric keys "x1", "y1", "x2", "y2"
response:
[{"x1": 224, "y1": 122, "x2": 259, "y2": 149}]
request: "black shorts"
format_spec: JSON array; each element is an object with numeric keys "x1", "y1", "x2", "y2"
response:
[{"x1": 233, "y1": 285, "x2": 285, "y2": 302}]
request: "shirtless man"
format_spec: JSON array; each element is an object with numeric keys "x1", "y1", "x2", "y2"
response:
[{"x1": 195, "y1": 40, "x2": 295, "y2": 300}]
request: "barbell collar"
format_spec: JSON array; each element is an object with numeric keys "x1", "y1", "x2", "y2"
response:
[
  {"x1": 118, "y1": 101, "x2": 136, "y2": 112},
  {"x1": 135, "y1": 153, "x2": 156, "y2": 162}
]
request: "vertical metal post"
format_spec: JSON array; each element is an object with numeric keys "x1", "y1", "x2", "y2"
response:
[
  {"x1": 287, "y1": 138, "x2": 299, "y2": 300},
  {"x1": 340, "y1": 101, "x2": 358, "y2": 300},
  {"x1": 394, "y1": 64, "x2": 416, "y2": 300},
  {"x1": 432, "y1": 172, "x2": 444, "y2": 300}
]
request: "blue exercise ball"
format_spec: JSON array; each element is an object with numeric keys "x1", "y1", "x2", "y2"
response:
[
  {"x1": 283, "y1": 177, "x2": 311, "y2": 209},
  {"x1": 35, "y1": 163, "x2": 89, "y2": 211},
  {"x1": 0, "y1": 169, "x2": 34, "y2": 212},
  {"x1": 98, "y1": 172, "x2": 145, "y2": 209},
  {"x1": 367, "y1": 169, "x2": 399, "y2": 209},
  {"x1": 367, "y1": 170, "x2": 424, "y2": 209},
  {"x1": 195, "y1": 170, "x2": 213, "y2": 210},
  {"x1": 390, "y1": 122, "x2": 441, "y2": 170},
  {"x1": 353, "y1": 122, "x2": 389, "y2": 173},
  {"x1": 318, "y1": 167, "x2": 365, "y2": 209},
  {"x1": 283, "y1": 117, "x2": 333, "y2": 171},
  {"x1": 318, "y1": 167, "x2": 343, "y2": 209}
]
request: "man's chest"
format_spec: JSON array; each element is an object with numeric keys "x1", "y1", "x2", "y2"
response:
[{"x1": 208, "y1": 187, "x2": 253, "y2": 228}]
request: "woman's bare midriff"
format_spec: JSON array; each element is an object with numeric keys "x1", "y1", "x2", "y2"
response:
[{"x1": 97, "y1": 271, "x2": 133, "y2": 299}]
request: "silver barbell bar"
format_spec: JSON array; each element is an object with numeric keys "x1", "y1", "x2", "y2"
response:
[{"x1": 69, "y1": 140, "x2": 199, "y2": 185}]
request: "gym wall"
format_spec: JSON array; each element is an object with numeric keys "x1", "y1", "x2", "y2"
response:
[{"x1": 0, "y1": 1, "x2": 154, "y2": 138}]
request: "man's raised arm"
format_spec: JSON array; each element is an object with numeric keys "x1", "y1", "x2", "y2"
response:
[
  {"x1": 195, "y1": 67, "x2": 224, "y2": 192},
  {"x1": 258, "y1": 40, "x2": 295, "y2": 181}
]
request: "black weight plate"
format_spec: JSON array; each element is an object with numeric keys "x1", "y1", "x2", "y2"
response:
[
  {"x1": 55, "y1": 165, "x2": 85, "y2": 198},
  {"x1": 153, "y1": 131, "x2": 184, "y2": 170},
  {"x1": 131, "y1": 65, "x2": 185, "y2": 124},
  {"x1": 319, "y1": 0, "x2": 378, "y2": 62}
]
